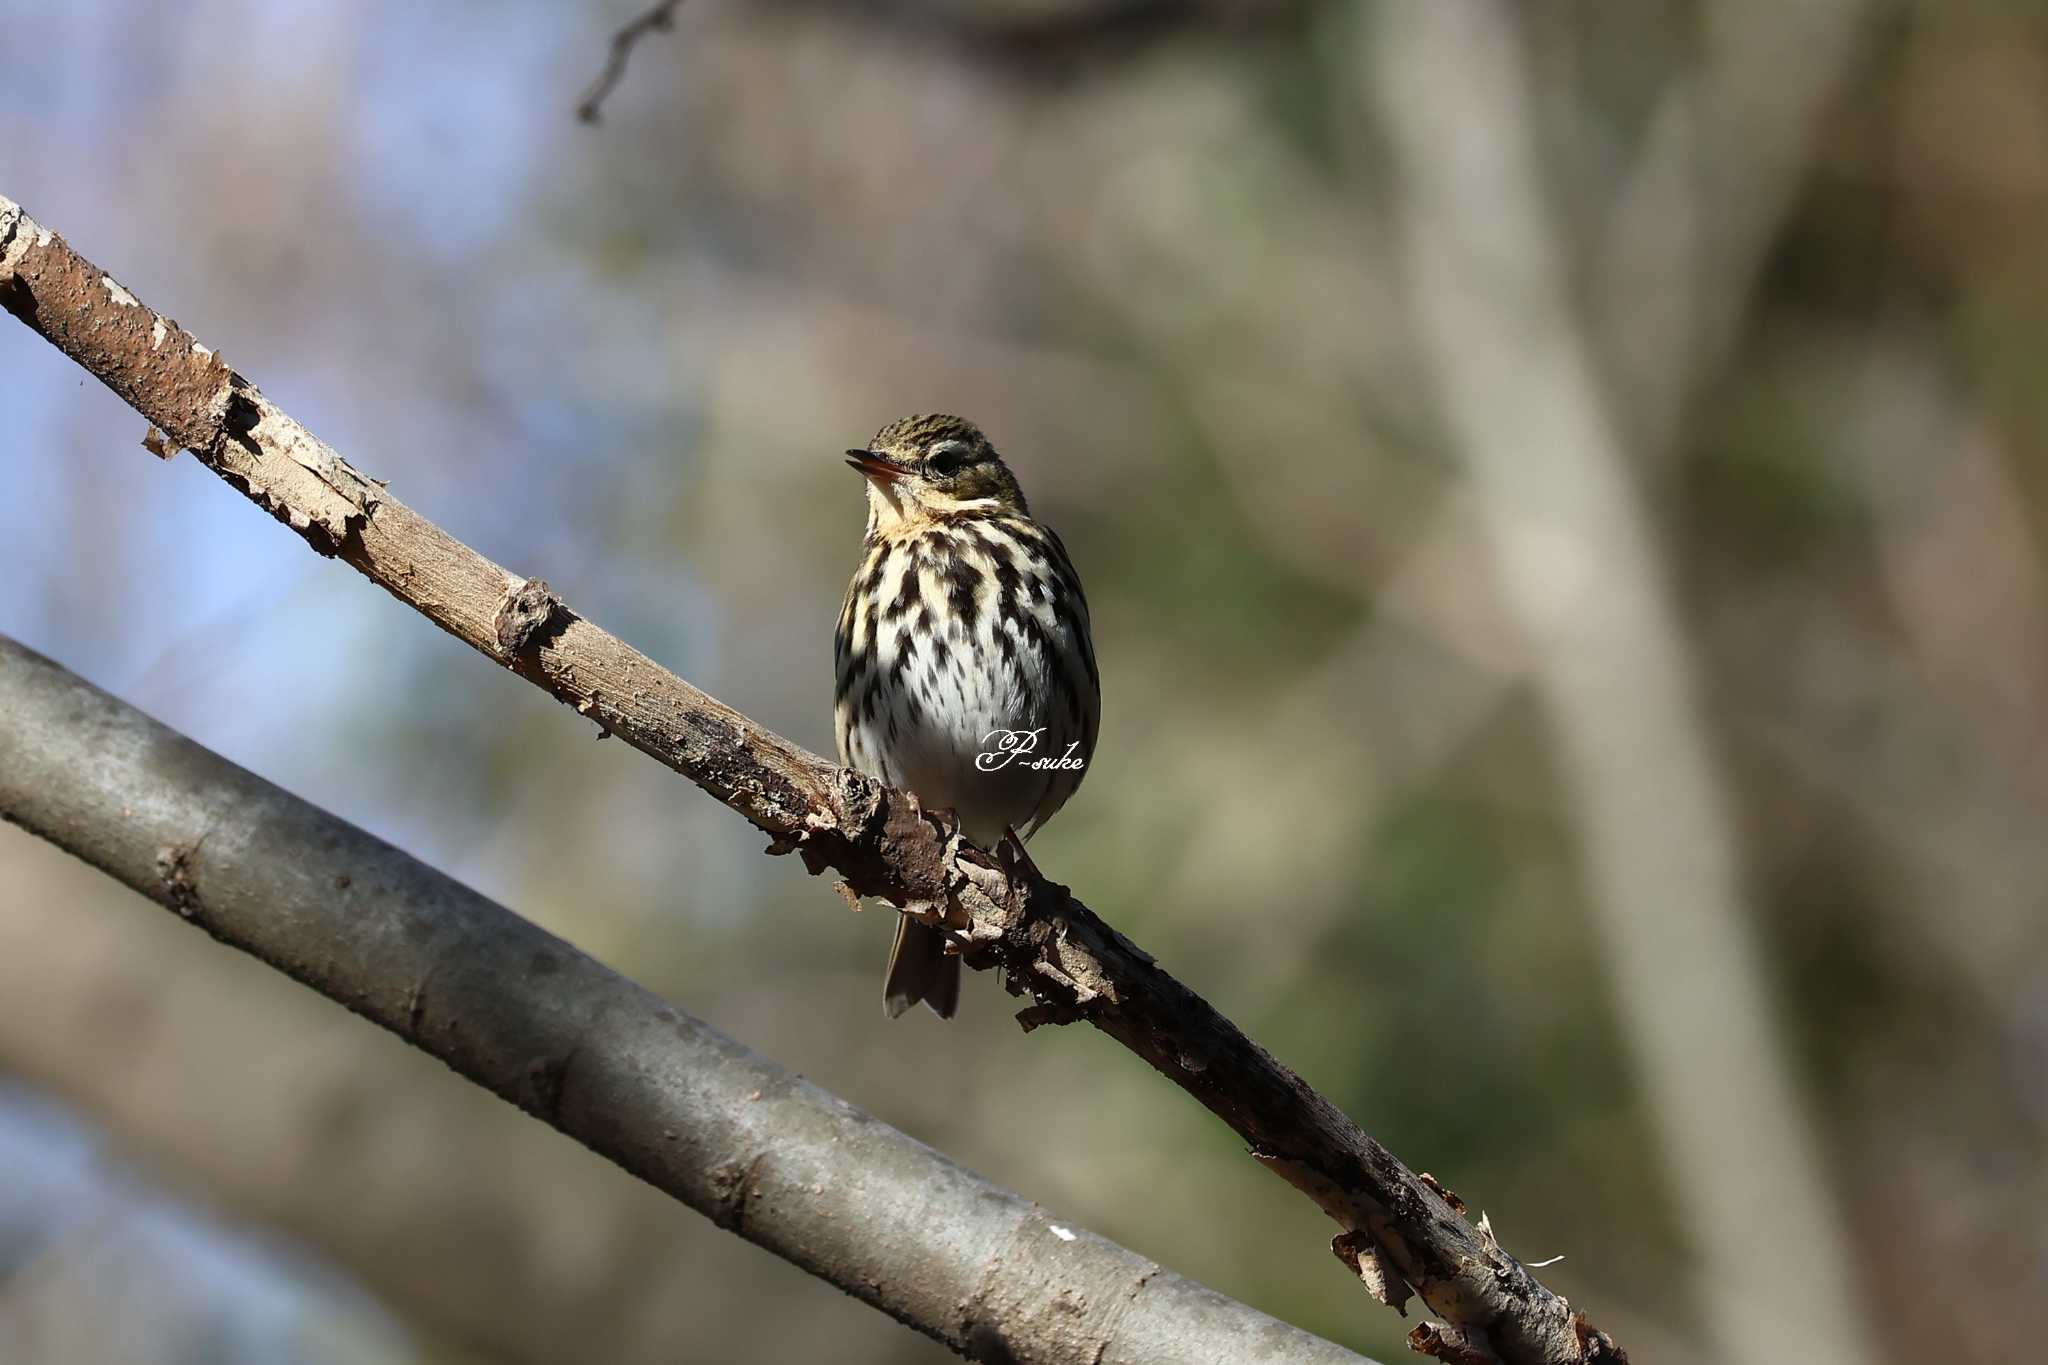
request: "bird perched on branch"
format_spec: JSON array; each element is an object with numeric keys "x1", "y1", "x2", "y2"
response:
[{"x1": 835, "y1": 415, "x2": 1101, "y2": 1018}]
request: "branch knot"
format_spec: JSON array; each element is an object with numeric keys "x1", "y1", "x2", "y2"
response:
[{"x1": 494, "y1": 577, "x2": 564, "y2": 656}]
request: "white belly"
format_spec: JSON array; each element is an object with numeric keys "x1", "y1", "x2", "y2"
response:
[{"x1": 835, "y1": 519, "x2": 1096, "y2": 848}]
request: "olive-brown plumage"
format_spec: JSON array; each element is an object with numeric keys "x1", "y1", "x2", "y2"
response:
[{"x1": 835, "y1": 415, "x2": 1100, "y2": 1018}]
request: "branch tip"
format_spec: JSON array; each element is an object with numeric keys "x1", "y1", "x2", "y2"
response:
[{"x1": 576, "y1": 1, "x2": 685, "y2": 123}]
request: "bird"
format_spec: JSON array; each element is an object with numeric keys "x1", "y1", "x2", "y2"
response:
[{"x1": 835, "y1": 414, "x2": 1100, "y2": 1019}]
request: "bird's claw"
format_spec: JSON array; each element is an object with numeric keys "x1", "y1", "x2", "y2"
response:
[{"x1": 996, "y1": 824, "x2": 1042, "y2": 881}]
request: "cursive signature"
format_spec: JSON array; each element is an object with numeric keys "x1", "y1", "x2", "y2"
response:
[{"x1": 976, "y1": 727, "x2": 1086, "y2": 773}]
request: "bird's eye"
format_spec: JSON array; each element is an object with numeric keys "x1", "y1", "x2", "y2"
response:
[{"x1": 926, "y1": 443, "x2": 972, "y2": 477}]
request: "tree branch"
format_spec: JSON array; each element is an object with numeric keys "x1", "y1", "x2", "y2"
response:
[
  {"x1": 0, "y1": 191, "x2": 1624, "y2": 1365},
  {"x1": 0, "y1": 634, "x2": 1368, "y2": 1365},
  {"x1": 576, "y1": 1, "x2": 683, "y2": 123}
]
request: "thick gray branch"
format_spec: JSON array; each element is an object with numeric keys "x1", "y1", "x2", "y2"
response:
[
  {"x1": 0, "y1": 191, "x2": 1624, "y2": 1363},
  {"x1": 0, "y1": 635, "x2": 1364, "y2": 1365}
]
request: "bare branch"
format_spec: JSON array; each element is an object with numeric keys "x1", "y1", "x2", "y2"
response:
[
  {"x1": 0, "y1": 191, "x2": 1626, "y2": 1365},
  {"x1": 0, "y1": 635, "x2": 1368, "y2": 1365},
  {"x1": 576, "y1": 1, "x2": 683, "y2": 124}
]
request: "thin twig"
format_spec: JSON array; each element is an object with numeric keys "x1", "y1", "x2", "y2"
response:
[
  {"x1": 576, "y1": 1, "x2": 683, "y2": 123},
  {"x1": 0, "y1": 190, "x2": 1627, "y2": 1365}
]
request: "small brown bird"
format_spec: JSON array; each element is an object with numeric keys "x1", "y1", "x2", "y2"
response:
[{"x1": 835, "y1": 415, "x2": 1100, "y2": 1018}]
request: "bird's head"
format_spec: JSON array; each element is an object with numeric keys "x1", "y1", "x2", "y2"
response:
[{"x1": 846, "y1": 414, "x2": 1029, "y2": 531}]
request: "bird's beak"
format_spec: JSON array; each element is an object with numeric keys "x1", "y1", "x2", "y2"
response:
[{"x1": 845, "y1": 449, "x2": 911, "y2": 484}]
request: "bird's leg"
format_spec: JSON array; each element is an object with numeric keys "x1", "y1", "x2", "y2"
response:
[
  {"x1": 996, "y1": 824, "x2": 1042, "y2": 882},
  {"x1": 925, "y1": 803, "x2": 976, "y2": 954}
]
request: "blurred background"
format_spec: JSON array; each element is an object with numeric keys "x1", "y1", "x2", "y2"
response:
[{"x1": 1, "y1": 0, "x2": 2042, "y2": 1361}]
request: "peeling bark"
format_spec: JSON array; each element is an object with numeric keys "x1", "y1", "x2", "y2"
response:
[{"x1": 0, "y1": 192, "x2": 1626, "y2": 1365}]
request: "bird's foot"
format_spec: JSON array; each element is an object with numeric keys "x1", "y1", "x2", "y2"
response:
[{"x1": 996, "y1": 824, "x2": 1042, "y2": 882}]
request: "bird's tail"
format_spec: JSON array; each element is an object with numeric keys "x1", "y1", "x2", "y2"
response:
[{"x1": 883, "y1": 917, "x2": 960, "y2": 1020}]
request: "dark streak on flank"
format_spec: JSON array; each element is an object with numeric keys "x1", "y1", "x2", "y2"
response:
[
  {"x1": 941, "y1": 555, "x2": 983, "y2": 631},
  {"x1": 989, "y1": 544, "x2": 1025, "y2": 618},
  {"x1": 885, "y1": 571, "x2": 918, "y2": 622}
]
